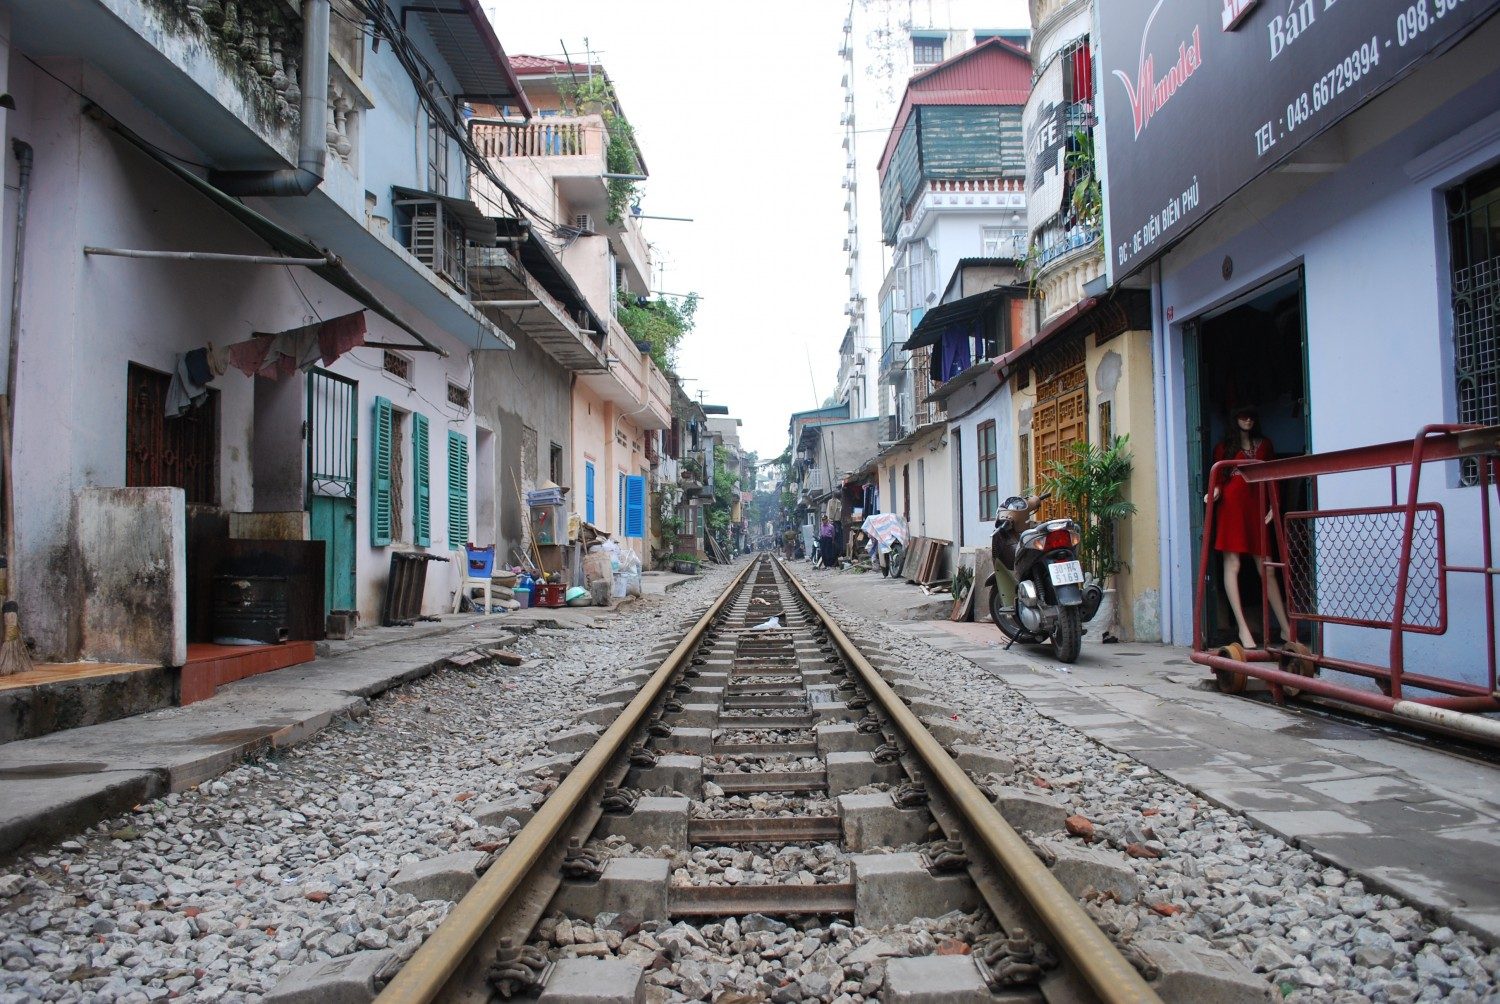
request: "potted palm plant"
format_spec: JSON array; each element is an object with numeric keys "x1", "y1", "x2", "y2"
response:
[{"x1": 1039, "y1": 435, "x2": 1138, "y2": 637}]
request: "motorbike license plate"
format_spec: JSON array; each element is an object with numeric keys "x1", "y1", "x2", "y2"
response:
[{"x1": 1048, "y1": 560, "x2": 1084, "y2": 586}]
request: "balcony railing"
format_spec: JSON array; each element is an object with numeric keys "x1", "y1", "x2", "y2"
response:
[{"x1": 473, "y1": 117, "x2": 606, "y2": 161}]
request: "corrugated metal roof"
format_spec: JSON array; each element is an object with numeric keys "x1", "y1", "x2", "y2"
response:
[
  {"x1": 404, "y1": 1, "x2": 531, "y2": 114},
  {"x1": 878, "y1": 39, "x2": 1033, "y2": 172}
]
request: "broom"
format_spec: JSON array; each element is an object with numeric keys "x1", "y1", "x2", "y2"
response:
[{"x1": 0, "y1": 396, "x2": 32, "y2": 675}]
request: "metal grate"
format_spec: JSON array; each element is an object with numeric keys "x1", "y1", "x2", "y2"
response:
[
  {"x1": 307, "y1": 369, "x2": 357, "y2": 499},
  {"x1": 1447, "y1": 166, "x2": 1499, "y2": 485},
  {"x1": 126, "y1": 363, "x2": 218, "y2": 505},
  {"x1": 382, "y1": 350, "x2": 411, "y2": 382},
  {"x1": 1284, "y1": 505, "x2": 1445, "y2": 633}
]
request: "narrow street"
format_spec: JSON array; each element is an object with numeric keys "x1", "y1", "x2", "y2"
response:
[{"x1": 0, "y1": 1, "x2": 1497, "y2": 1002}]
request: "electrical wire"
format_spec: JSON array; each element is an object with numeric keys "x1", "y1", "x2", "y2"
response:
[{"x1": 22, "y1": 55, "x2": 214, "y2": 169}]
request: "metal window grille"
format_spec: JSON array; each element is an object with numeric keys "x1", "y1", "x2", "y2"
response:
[
  {"x1": 1447, "y1": 165, "x2": 1500, "y2": 485},
  {"x1": 125, "y1": 363, "x2": 219, "y2": 505},
  {"x1": 1018, "y1": 431, "x2": 1031, "y2": 493},
  {"x1": 446, "y1": 381, "x2": 470, "y2": 409},
  {"x1": 1099, "y1": 400, "x2": 1113, "y2": 445},
  {"x1": 382, "y1": 350, "x2": 412, "y2": 382}
]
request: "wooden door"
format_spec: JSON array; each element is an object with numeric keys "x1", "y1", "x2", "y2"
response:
[{"x1": 1031, "y1": 362, "x2": 1088, "y2": 521}]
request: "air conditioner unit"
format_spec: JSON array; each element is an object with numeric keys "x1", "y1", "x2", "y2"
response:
[
  {"x1": 575, "y1": 213, "x2": 595, "y2": 233},
  {"x1": 406, "y1": 199, "x2": 466, "y2": 293}
]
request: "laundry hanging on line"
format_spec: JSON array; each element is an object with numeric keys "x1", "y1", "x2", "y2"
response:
[
  {"x1": 166, "y1": 311, "x2": 369, "y2": 416},
  {"x1": 228, "y1": 310, "x2": 368, "y2": 380}
]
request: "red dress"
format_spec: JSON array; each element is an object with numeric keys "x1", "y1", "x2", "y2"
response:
[{"x1": 1213, "y1": 438, "x2": 1273, "y2": 555}]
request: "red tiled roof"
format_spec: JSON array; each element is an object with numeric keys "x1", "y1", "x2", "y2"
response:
[
  {"x1": 877, "y1": 38, "x2": 1034, "y2": 173},
  {"x1": 511, "y1": 54, "x2": 598, "y2": 76}
]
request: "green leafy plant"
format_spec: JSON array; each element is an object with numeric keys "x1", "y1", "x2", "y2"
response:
[
  {"x1": 617, "y1": 292, "x2": 699, "y2": 371},
  {"x1": 1038, "y1": 434, "x2": 1138, "y2": 581},
  {"x1": 558, "y1": 74, "x2": 640, "y2": 225},
  {"x1": 1065, "y1": 128, "x2": 1103, "y2": 231}
]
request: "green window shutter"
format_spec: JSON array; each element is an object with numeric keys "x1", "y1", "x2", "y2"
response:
[
  {"x1": 371, "y1": 396, "x2": 393, "y2": 547},
  {"x1": 412, "y1": 413, "x2": 431, "y2": 547},
  {"x1": 447, "y1": 429, "x2": 470, "y2": 546}
]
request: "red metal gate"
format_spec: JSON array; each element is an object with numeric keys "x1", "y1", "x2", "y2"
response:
[{"x1": 1193, "y1": 424, "x2": 1500, "y2": 715}]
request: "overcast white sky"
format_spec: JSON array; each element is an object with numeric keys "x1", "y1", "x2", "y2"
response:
[{"x1": 488, "y1": 1, "x2": 1026, "y2": 462}]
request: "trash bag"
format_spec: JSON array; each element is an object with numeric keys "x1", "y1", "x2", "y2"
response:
[
  {"x1": 750, "y1": 615, "x2": 782, "y2": 630},
  {"x1": 620, "y1": 547, "x2": 643, "y2": 598}
]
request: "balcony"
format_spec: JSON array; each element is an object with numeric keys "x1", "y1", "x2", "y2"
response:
[
  {"x1": 474, "y1": 115, "x2": 620, "y2": 222},
  {"x1": 467, "y1": 246, "x2": 608, "y2": 372},
  {"x1": 879, "y1": 342, "x2": 906, "y2": 384},
  {"x1": 577, "y1": 318, "x2": 672, "y2": 429},
  {"x1": 1035, "y1": 233, "x2": 1106, "y2": 326},
  {"x1": 895, "y1": 177, "x2": 1027, "y2": 246}
]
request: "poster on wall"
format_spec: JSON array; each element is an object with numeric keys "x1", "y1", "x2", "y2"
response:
[
  {"x1": 1024, "y1": 56, "x2": 1068, "y2": 239},
  {"x1": 1097, "y1": 0, "x2": 1500, "y2": 282}
]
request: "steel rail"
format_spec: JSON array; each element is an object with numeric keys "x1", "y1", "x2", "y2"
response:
[
  {"x1": 377, "y1": 559, "x2": 757, "y2": 1003},
  {"x1": 777, "y1": 558, "x2": 1161, "y2": 1004}
]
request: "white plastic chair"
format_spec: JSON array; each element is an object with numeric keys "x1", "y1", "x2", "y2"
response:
[{"x1": 451, "y1": 550, "x2": 493, "y2": 614}]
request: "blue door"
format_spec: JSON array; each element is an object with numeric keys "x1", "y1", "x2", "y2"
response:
[
  {"x1": 307, "y1": 369, "x2": 358, "y2": 615},
  {"x1": 585, "y1": 461, "x2": 596, "y2": 524}
]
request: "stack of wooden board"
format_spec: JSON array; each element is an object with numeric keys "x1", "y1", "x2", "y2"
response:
[{"x1": 902, "y1": 537, "x2": 951, "y2": 586}]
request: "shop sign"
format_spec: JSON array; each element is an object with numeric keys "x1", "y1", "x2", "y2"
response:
[
  {"x1": 1024, "y1": 57, "x2": 1068, "y2": 238},
  {"x1": 1098, "y1": 0, "x2": 1500, "y2": 281}
]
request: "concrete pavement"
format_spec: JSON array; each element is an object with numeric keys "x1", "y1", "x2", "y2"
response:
[
  {"x1": 0, "y1": 571, "x2": 695, "y2": 859},
  {"x1": 795, "y1": 562, "x2": 1500, "y2": 946}
]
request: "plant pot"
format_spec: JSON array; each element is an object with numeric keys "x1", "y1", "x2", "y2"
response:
[
  {"x1": 673, "y1": 560, "x2": 699, "y2": 575},
  {"x1": 1084, "y1": 587, "x2": 1117, "y2": 635},
  {"x1": 633, "y1": 339, "x2": 653, "y2": 353}
]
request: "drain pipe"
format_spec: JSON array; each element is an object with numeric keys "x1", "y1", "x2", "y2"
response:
[
  {"x1": 213, "y1": 0, "x2": 330, "y2": 196},
  {"x1": 2, "y1": 140, "x2": 33, "y2": 602}
]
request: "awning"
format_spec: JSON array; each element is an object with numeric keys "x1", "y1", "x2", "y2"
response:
[
  {"x1": 903, "y1": 288, "x2": 1010, "y2": 350},
  {"x1": 925, "y1": 358, "x2": 996, "y2": 404},
  {"x1": 993, "y1": 296, "x2": 1099, "y2": 377},
  {"x1": 97, "y1": 108, "x2": 447, "y2": 356},
  {"x1": 400, "y1": 1, "x2": 533, "y2": 113},
  {"x1": 392, "y1": 186, "x2": 498, "y2": 245},
  {"x1": 495, "y1": 218, "x2": 608, "y2": 339}
]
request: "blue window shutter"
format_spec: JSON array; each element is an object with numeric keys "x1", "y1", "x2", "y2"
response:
[
  {"x1": 371, "y1": 396, "x2": 393, "y2": 547},
  {"x1": 624, "y1": 475, "x2": 646, "y2": 538},
  {"x1": 447, "y1": 430, "x2": 469, "y2": 546},
  {"x1": 412, "y1": 413, "x2": 431, "y2": 547},
  {"x1": 585, "y1": 462, "x2": 596, "y2": 524}
]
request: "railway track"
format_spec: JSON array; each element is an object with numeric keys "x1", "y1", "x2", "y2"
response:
[{"x1": 366, "y1": 556, "x2": 1165, "y2": 1003}]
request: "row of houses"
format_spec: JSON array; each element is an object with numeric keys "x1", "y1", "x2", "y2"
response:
[
  {"x1": 0, "y1": 1, "x2": 749, "y2": 684},
  {"x1": 798, "y1": 0, "x2": 1498, "y2": 684}
]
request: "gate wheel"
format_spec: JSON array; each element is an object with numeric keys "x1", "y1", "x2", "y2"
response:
[
  {"x1": 1278, "y1": 641, "x2": 1316, "y2": 699},
  {"x1": 1214, "y1": 643, "x2": 1248, "y2": 695}
]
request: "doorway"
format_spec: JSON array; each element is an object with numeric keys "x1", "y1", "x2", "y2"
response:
[
  {"x1": 306, "y1": 369, "x2": 358, "y2": 616},
  {"x1": 1184, "y1": 270, "x2": 1310, "y2": 645}
]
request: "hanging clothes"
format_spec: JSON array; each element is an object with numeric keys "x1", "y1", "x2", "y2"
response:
[
  {"x1": 164, "y1": 350, "x2": 210, "y2": 417},
  {"x1": 228, "y1": 335, "x2": 274, "y2": 377},
  {"x1": 318, "y1": 310, "x2": 367, "y2": 365}
]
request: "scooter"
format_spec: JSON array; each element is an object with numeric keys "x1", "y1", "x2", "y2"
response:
[{"x1": 984, "y1": 493, "x2": 1103, "y2": 663}]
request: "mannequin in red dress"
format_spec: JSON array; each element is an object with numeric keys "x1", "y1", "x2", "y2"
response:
[{"x1": 1206, "y1": 407, "x2": 1292, "y2": 649}]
